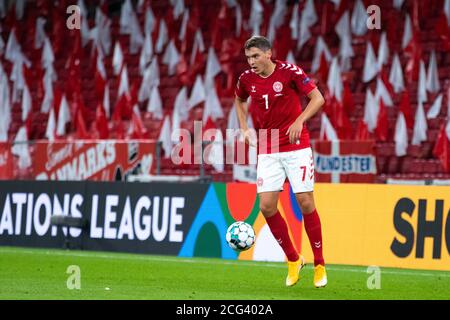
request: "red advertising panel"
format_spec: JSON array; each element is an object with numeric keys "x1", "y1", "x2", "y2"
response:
[
  {"x1": 33, "y1": 140, "x2": 157, "y2": 181},
  {"x1": 314, "y1": 140, "x2": 377, "y2": 183}
]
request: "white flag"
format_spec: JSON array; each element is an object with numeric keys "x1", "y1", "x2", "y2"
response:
[
  {"x1": 129, "y1": 11, "x2": 144, "y2": 54},
  {"x1": 173, "y1": 86, "x2": 189, "y2": 122},
  {"x1": 147, "y1": 86, "x2": 163, "y2": 120},
  {"x1": 377, "y1": 32, "x2": 390, "y2": 69},
  {"x1": 402, "y1": 14, "x2": 412, "y2": 49},
  {"x1": 189, "y1": 75, "x2": 206, "y2": 110},
  {"x1": 162, "y1": 40, "x2": 180, "y2": 76},
  {"x1": 21, "y1": 84, "x2": 32, "y2": 122},
  {"x1": 445, "y1": 0, "x2": 450, "y2": 26},
  {"x1": 297, "y1": 0, "x2": 317, "y2": 49},
  {"x1": 138, "y1": 58, "x2": 160, "y2": 102},
  {"x1": 311, "y1": 36, "x2": 332, "y2": 73},
  {"x1": 34, "y1": 17, "x2": 46, "y2": 49},
  {"x1": 103, "y1": 84, "x2": 110, "y2": 118},
  {"x1": 203, "y1": 86, "x2": 224, "y2": 123},
  {"x1": 327, "y1": 58, "x2": 343, "y2": 102},
  {"x1": 205, "y1": 47, "x2": 222, "y2": 88},
  {"x1": 426, "y1": 94, "x2": 443, "y2": 119},
  {"x1": 393, "y1": 0, "x2": 405, "y2": 9},
  {"x1": 335, "y1": 11, "x2": 354, "y2": 70},
  {"x1": 249, "y1": 0, "x2": 264, "y2": 35},
  {"x1": 155, "y1": 19, "x2": 168, "y2": 54},
  {"x1": 56, "y1": 95, "x2": 71, "y2": 136},
  {"x1": 351, "y1": 0, "x2": 368, "y2": 36},
  {"x1": 320, "y1": 113, "x2": 338, "y2": 141},
  {"x1": 375, "y1": 77, "x2": 393, "y2": 107},
  {"x1": 289, "y1": 3, "x2": 299, "y2": 40},
  {"x1": 145, "y1": 6, "x2": 156, "y2": 34},
  {"x1": 426, "y1": 50, "x2": 440, "y2": 94},
  {"x1": 389, "y1": 54, "x2": 405, "y2": 93},
  {"x1": 158, "y1": 116, "x2": 172, "y2": 158},
  {"x1": 120, "y1": 0, "x2": 133, "y2": 34},
  {"x1": 363, "y1": 89, "x2": 379, "y2": 132},
  {"x1": 412, "y1": 101, "x2": 428, "y2": 145},
  {"x1": 112, "y1": 42, "x2": 124, "y2": 75},
  {"x1": 118, "y1": 66, "x2": 130, "y2": 98},
  {"x1": 286, "y1": 51, "x2": 296, "y2": 65},
  {"x1": 12, "y1": 126, "x2": 31, "y2": 169},
  {"x1": 172, "y1": 0, "x2": 185, "y2": 20},
  {"x1": 394, "y1": 112, "x2": 408, "y2": 156},
  {"x1": 363, "y1": 41, "x2": 379, "y2": 82},
  {"x1": 178, "y1": 9, "x2": 189, "y2": 41},
  {"x1": 0, "y1": 70, "x2": 11, "y2": 142},
  {"x1": 190, "y1": 30, "x2": 205, "y2": 65},
  {"x1": 206, "y1": 128, "x2": 224, "y2": 173},
  {"x1": 139, "y1": 31, "x2": 153, "y2": 75},
  {"x1": 418, "y1": 60, "x2": 427, "y2": 103},
  {"x1": 41, "y1": 37, "x2": 54, "y2": 69},
  {"x1": 45, "y1": 107, "x2": 56, "y2": 141}
]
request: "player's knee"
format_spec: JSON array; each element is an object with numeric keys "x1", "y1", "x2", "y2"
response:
[
  {"x1": 297, "y1": 195, "x2": 315, "y2": 214},
  {"x1": 260, "y1": 202, "x2": 277, "y2": 216}
]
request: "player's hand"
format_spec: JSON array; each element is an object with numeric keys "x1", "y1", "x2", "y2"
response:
[
  {"x1": 243, "y1": 129, "x2": 257, "y2": 147},
  {"x1": 286, "y1": 119, "x2": 303, "y2": 145}
]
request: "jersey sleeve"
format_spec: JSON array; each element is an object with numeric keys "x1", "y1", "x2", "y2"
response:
[
  {"x1": 290, "y1": 65, "x2": 317, "y2": 96},
  {"x1": 235, "y1": 73, "x2": 249, "y2": 100}
]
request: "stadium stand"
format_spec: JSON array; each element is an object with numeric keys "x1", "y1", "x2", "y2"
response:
[{"x1": 0, "y1": 0, "x2": 449, "y2": 183}]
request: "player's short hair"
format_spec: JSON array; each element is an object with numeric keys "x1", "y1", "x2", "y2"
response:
[{"x1": 244, "y1": 36, "x2": 272, "y2": 52}]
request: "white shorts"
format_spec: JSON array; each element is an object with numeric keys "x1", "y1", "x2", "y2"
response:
[{"x1": 256, "y1": 148, "x2": 314, "y2": 194}]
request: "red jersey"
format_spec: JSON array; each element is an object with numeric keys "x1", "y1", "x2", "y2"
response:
[{"x1": 235, "y1": 60, "x2": 316, "y2": 154}]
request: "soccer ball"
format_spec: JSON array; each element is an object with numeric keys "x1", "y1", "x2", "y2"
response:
[{"x1": 226, "y1": 221, "x2": 256, "y2": 251}]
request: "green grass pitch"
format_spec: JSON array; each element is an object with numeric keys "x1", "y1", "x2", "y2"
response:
[{"x1": 0, "y1": 246, "x2": 449, "y2": 300}]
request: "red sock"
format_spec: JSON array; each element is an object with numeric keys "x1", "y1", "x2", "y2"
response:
[
  {"x1": 303, "y1": 209, "x2": 325, "y2": 266},
  {"x1": 265, "y1": 211, "x2": 299, "y2": 262}
]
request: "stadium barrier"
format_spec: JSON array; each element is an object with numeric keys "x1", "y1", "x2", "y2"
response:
[{"x1": 0, "y1": 181, "x2": 448, "y2": 271}]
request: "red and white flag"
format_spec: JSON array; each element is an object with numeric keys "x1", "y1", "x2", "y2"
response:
[
  {"x1": 118, "y1": 65, "x2": 130, "y2": 98},
  {"x1": 363, "y1": 88, "x2": 379, "y2": 132},
  {"x1": 375, "y1": 77, "x2": 393, "y2": 107},
  {"x1": 433, "y1": 121, "x2": 450, "y2": 172},
  {"x1": 298, "y1": 0, "x2": 317, "y2": 50},
  {"x1": 327, "y1": 58, "x2": 343, "y2": 102},
  {"x1": 0, "y1": 70, "x2": 11, "y2": 142},
  {"x1": 335, "y1": 11, "x2": 354, "y2": 70}
]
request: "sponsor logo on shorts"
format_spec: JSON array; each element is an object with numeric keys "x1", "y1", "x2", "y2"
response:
[{"x1": 257, "y1": 177, "x2": 264, "y2": 187}]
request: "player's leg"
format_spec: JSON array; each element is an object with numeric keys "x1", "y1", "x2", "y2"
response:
[
  {"x1": 283, "y1": 148, "x2": 327, "y2": 288},
  {"x1": 257, "y1": 154, "x2": 304, "y2": 286},
  {"x1": 295, "y1": 192, "x2": 327, "y2": 287}
]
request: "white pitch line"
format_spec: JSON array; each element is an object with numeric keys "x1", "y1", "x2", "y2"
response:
[{"x1": 1, "y1": 248, "x2": 450, "y2": 278}]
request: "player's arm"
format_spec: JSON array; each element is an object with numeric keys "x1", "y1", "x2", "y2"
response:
[
  {"x1": 235, "y1": 95, "x2": 256, "y2": 146},
  {"x1": 286, "y1": 88, "x2": 325, "y2": 144}
]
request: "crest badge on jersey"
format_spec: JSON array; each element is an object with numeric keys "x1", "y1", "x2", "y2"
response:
[{"x1": 273, "y1": 81, "x2": 283, "y2": 93}]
